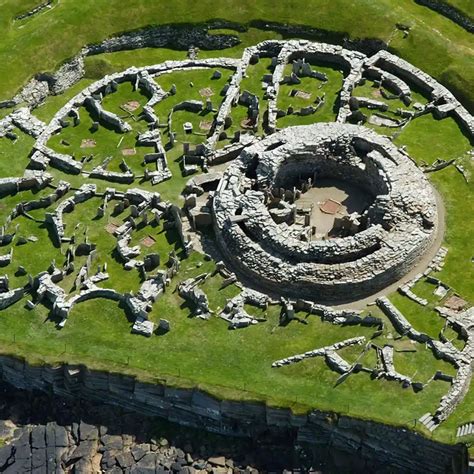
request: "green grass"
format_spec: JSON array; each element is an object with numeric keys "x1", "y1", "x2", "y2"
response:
[
  {"x1": 0, "y1": 129, "x2": 35, "y2": 177},
  {"x1": 33, "y1": 79, "x2": 95, "y2": 123},
  {"x1": 154, "y1": 67, "x2": 232, "y2": 144},
  {"x1": 394, "y1": 117, "x2": 473, "y2": 301},
  {"x1": 418, "y1": 0, "x2": 473, "y2": 22},
  {"x1": 47, "y1": 86, "x2": 152, "y2": 175},
  {"x1": 0, "y1": 0, "x2": 472, "y2": 447},
  {"x1": 82, "y1": 28, "x2": 284, "y2": 79},
  {"x1": 277, "y1": 64, "x2": 343, "y2": 126},
  {"x1": 0, "y1": 282, "x2": 453, "y2": 435},
  {"x1": 390, "y1": 294, "x2": 445, "y2": 339},
  {"x1": 0, "y1": 0, "x2": 472, "y2": 111},
  {"x1": 351, "y1": 78, "x2": 431, "y2": 131},
  {"x1": 394, "y1": 114, "x2": 473, "y2": 166},
  {"x1": 58, "y1": 196, "x2": 175, "y2": 295},
  {"x1": 439, "y1": 378, "x2": 474, "y2": 445}
]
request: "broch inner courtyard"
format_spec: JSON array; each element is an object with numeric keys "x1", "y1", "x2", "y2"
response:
[{"x1": 0, "y1": 30, "x2": 472, "y2": 452}]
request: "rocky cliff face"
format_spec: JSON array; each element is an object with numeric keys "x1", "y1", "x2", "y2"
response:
[
  {"x1": 0, "y1": 381, "x2": 302, "y2": 472},
  {"x1": 0, "y1": 356, "x2": 467, "y2": 473}
]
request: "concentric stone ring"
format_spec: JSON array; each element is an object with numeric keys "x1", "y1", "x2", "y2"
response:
[{"x1": 213, "y1": 123, "x2": 439, "y2": 302}]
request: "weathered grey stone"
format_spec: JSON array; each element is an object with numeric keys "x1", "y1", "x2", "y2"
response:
[
  {"x1": 31, "y1": 425, "x2": 46, "y2": 449},
  {"x1": 76, "y1": 423, "x2": 96, "y2": 443},
  {"x1": 213, "y1": 123, "x2": 438, "y2": 302},
  {"x1": 178, "y1": 275, "x2": 212, "y2": 319},
  {"x1": 157, "y1": 319, "x2": 170, "y2": 333},
  {"x1": 131, "y1": 317, "x2": 154, "y2": 337},
  {"x1": 116, "y1": 451, "x2": 134, "y2": 469},
  {"x1": 101, "y1": 434, "x2": 123, "y2": 451},
  {"x1": 0, "y1": 445, "x2": 14, "y2": 470},
  {"x1": 272, "y1": 336, "x2": 365, "y2": 368},
  {"x1": 134, "y1": 452, "x2": 157, "y2": 472}
]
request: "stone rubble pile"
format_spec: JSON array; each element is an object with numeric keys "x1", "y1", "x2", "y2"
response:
[
  {"x1": 220, "y1": 288, "x2": 273, "y2": 329},
  {"x1": 0, "y1": 170, "x2": 52, "y2": 195},
  {"x1": 11, "y1": 78, "x2": 50, "y2": 108},
  {"x1": 0, "y1": 107, "x2": 47, "y2": 138},
  {"x1": 177, "y1": 274, "x2": 212, "y2": 319}
]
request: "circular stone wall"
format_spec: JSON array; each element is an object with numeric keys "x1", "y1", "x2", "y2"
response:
[{"x1": 213, "y1": 123, "x2": 439, "y2": 302}]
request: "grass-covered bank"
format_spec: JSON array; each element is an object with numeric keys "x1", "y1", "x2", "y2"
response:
[{"x1": 0, "y1": 0, "x2": 472, "y2": 110}]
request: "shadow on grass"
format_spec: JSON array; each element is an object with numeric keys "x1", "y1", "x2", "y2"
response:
[
  {"x1": 179, "y1": 298, "x2": 199, "y2": 319},
  {"x1": 120, "y1": 299, "x2": 139, "y2": 325},
  {"x1": 38, "y1": 221, "x2": 61, "y2": 249}
]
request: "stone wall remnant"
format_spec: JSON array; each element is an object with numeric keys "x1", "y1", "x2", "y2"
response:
[{"x1": 213, "y1": 123, "x2": 438, "y2": 303}]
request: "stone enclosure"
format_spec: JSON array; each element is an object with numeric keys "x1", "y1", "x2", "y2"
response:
[
  {"x1": 213, "y1": 122, "x2": 438, "y2": 302},
  {"x1": 0, "y1": 31, "x2": 472, "y2": 444}
]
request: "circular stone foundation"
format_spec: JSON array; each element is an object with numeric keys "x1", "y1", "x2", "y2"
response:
[{"x1": 213, "y1": 123, "x2": 439, "y2": 302}]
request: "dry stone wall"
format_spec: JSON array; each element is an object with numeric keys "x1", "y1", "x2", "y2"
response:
[{"x1": 414, "y1": 0, "x2": 474, "y2": 33}]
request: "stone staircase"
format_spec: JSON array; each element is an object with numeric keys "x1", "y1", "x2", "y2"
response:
[
  {"x1": 419, "y1": 413, "x2": 439, "y2": 432},
  {"x1": 457, "y1": 422, "x2": 474, "y2": 438}
]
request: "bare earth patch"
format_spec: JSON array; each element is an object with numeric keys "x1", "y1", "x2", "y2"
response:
[
  {"x1": 444, "y1": 295, "x2": 467, "y2": 311},
  {"x1": 105, "y1": 223, "x2": 118, "y2": 234},
  {"x1": 141, "y1": 235, "x2": 156, "y2": 247},
  {"x1": 80, "y1": 139, "x2": 96, "y2": 148},
  {"x1": 122, "y1": 100, "x2": 141, "y2": 112},
  {"x1": 295, "y1": 90, "x2": 312, "y2": 100},
  {"x1": 319, "y1": 198, "x2": 342, "y2": 215},
  {"x1": 199, "y1": 120, "x2": 213, "y2": 131},
  {"x1": 372, "y1": 88, "x2": 383, "y2": 99},
  {"x1": 240, "y1": 118, "x2": 256, "y2": 129},
  {"x1": 199, "y1": 87, "x2": 214, "y2": 97},
  {"x1": 121, "y1": 148, "x2": 136, "y2": 156}
]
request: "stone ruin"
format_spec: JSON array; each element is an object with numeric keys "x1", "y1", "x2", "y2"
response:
[
  {"x1": 0, "y1": 34, "x2": 472, "y2": 435},
  {"x1": 213, "y1": 122, "x2": 438, "y2": 302},
  {"x1": 177, "y1": 274, "x2": 212, "y2": 319},
  {"x1": 272, "y1": 336, "x2": 365, "y2": 372},
  {"x1": 376, "y1": 297, "x2": 474, "y2": 431}
]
